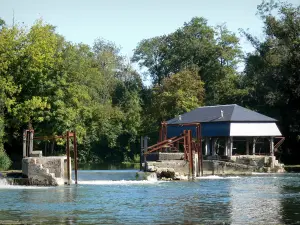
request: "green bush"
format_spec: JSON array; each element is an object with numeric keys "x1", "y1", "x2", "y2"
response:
[{"x1": 0, "y1": 148, "x2": 12, "y2": 171}]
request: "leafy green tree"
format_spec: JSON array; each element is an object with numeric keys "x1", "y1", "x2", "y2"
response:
[
  {"x1": 0, "y1": 20, "x2": 144, "y2": 163},
  {"x1": 243, "y1": 0, "x2": 300, "y2": 163},
  {"x1": 151, "y1": 69, "x2": 205, "y2": 123},
  {"x1": 132, "y1": 17, "x2": 245, "y2": 105},
  {"x1": 132, "y1": 36, "x2": 168, "y2": 85}
]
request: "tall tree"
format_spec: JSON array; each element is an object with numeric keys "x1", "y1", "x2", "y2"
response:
[
  {"x1": 243, "y1": 0, "x2": 300, "y2": 163},
  {"x1": 132, "y1": 17, "x2": 245, "y2": 105},
  {"x1": 132, "y1": 36, "x2": 168, "y2": 85},
  {"x1": 149, "y1": 69, "x2": 205, "y2": 129}
]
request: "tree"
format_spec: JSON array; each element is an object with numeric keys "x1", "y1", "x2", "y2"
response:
[
  {"x1": 243, "y1": 0, "x2": 300, "y2": 163},
  {"x1": 132, "y1": 36, "x2": 168, "y2": 85},
  {"x1": 132, "y1": 17, "x2": 245, "y2": 105},
  {"x1": 0, "y1": 20, "x2": 145, "y2": 164},
  {"x1": 151, "y1": 69, "x2": 205, "y2": 124}
]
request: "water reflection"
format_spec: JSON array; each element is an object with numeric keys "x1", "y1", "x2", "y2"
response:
[
  {"x1": 229, "y1": 175, "x2": 283, "y2": 224},
  {"x1": 0, "y1": 186, "x2": 79, "y2": 224},
  {"x1": 279, "y1": 175, "x2": 300, "y2": 224},
  {"x1": 179, "y1": 181, "x2": 232, "y2": 224}
]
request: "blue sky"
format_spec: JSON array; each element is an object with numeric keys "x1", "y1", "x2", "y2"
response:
[{"x1": 0, "y1": 0, "x2": 298, "y2": 60}]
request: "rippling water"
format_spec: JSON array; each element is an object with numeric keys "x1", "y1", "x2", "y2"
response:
[{"x1": 0, "y1": 171, "x2": 300, "y2": 224}]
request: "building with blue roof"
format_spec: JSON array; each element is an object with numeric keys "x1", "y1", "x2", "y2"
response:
[{"x1": 166, "y1": 104, "x2": 282, "y2": 157}]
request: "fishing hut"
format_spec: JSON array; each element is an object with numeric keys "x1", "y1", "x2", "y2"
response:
[{"x1": 141, "y1": 104, "x2": 285, "y2": 180}]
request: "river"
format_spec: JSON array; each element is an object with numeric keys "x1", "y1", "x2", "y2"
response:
[{"x1": 0, "y1": 170, "x2": 300, "y2": 224}]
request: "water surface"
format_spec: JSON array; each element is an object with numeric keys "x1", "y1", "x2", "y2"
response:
[{"x1": 0, "y1": 171, "x2": 300, "y2": 224}]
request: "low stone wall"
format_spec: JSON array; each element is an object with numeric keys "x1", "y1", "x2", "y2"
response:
[
  {"x1": 146, "y1": 160, "x2": 257, "y2": 178},
  {"x1": 145, "y1": 156, "x2": 285, "y2": 179},
  {"x1": 203, "y1": 160, "x2": 257, "y2": 175},
  {"x1": 146, "y1": 153, "x2": 184, "y2": 161},
  {"x1": 229, "y1": 155, "x2": 284, "y2": 171},
  {"x1": 147, "y1": 160, "x2": 190, "y2": 178},
  {"x1": 230, "y1": 155, "x2": 269, "y2": 167}
]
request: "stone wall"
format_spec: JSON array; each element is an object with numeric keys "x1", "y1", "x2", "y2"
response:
[
  {"x1": 144, "y1": 154, "x2": 285, "y2": 179},
  {"x1": 229, "y1": 155, "x2": 284, "y2": 170},
  {"x1": 146, "y1": 153, "x2": 184, "y2": 161},
  {"x1": 203, "y1": 160, "x2": 257, "y2": 175},
  {"x1": 22, "y1": 156, "x2": 69, "y2": 186},
  {"x1": 147, "y1": 160, "x2": 190, "y2": 178}
]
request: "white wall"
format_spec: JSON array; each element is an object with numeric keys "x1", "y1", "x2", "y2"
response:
[{"x1": 230, "y1": 123, "x2": 281, "y2": 136}]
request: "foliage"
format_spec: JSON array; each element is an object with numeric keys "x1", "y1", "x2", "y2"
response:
[
  {"x1": 0, "y1": 19, "x2": 143, "y2": 163},
  {"x1": 132, "y1": 18, "x2": 245, "y2": 105},
  {"x1": 151, "y1": 69, "x2": 205, "y2": 122},
  {"x1": 0, "y1": 117, "x2": 11, "y2": 170},
  {"x1": 0, "y1": 148, "x2": 11, "y2": 171},
  {"x1": 0, "y1": 1, "x2": 299, "y2": 165},
  {"x1": 242, "y1": 0, "x2": 300, "y2": 163}
]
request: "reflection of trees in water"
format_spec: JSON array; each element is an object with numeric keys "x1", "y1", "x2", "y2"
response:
[
  {"x1": 151, "y1": 180, "x2": 232, "y2": 224},
  {"x1": 0, "y1": 187, "x2": 79, "y2": 224},
  {"x1": 279, "y1": 181, "x2": 300, "y2": 224},
  {"x1": 228, "y1": 176, "x2": 285, "y2": 224}
]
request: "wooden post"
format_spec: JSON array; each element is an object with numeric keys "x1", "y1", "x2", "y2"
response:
[
  {"x1": 188, "y1": 130, "x2": 194, "y2": 180},
  {"x1": 29, "y1": 131, "x2": 33, "y2": 156},
  {"x1": 211, "y1": 138, "x2": 216, "y2": 156},
  {"x1": 196, "y1": 125, "x2": 200, "y2": 177},
  {"x1": 270, "y1": 137, "x2": 274, "y2": 156},
  {"x1": 224, "y1": 137, "x2": 228, "y2": 156},
  {"x1": 200, "y1": 125, "x2": 203, "y2": 176},
  {"x1": 204, "y1": 137, "x2": 209, "y2": 155},
  {"x1": 184, "y1": 130, "x2": 188, "y2": 161},
  {"x1": 270, "y1": 137, "x2": 275, "y2": 168},
  {"x1": 143, "y1": 136, "x2": 148, "y2": 171},
  {"x1": 246, "y1": 138, "x2": 249, "y2": 155},
  {"x1": 229, "y1": 137, "x2": 233, "y2": 157},
  {"x1": 140, "y1": 136, "x2": 144, "y2": 171},
  {"x1": 23, "y1": 130, "x2": 27, "y2": 158},
  {"x1": 252, "y1": 137, "x2": 256, "y2": 155},
  {"x1": 74, "y1": 131, "x2": 78, "y2": 185},
  {"x1": 66, "y1": 131, "x2": 70, "y2": 185}
]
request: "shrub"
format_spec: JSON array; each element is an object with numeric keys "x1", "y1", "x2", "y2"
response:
[{"x1": 0, "y1": 147, "x2": 12, "y2": 171}]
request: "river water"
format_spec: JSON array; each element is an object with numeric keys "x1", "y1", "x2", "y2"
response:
[{"x1": 0, "y1": 171, "x2": 300, "y2": 224}]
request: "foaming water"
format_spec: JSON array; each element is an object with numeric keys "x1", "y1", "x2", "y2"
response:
[
  {"x1": 197, "y1": 175, "x2": 240, "y2": 180},
  {"x1": 78, "y1": 180, "x2": 163, "y2": 185},
  {"x1": 77, "y1": 170, "x2": 160, "y2": 185},
  {"x1": 0, "y1": 178, "x2": 51, "y2": 189},
  {"x1": 0, "y1": 178, "x2": 8, "y2": 186}
]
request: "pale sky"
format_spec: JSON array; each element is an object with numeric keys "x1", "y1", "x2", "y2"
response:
[{"x1": 0, "y1": 0, "x2": 299, "y2": 60}]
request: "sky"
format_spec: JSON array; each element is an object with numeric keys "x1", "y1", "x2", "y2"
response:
[{"x1": 0, "y1": 0, "x2": 299, "y2": 60}]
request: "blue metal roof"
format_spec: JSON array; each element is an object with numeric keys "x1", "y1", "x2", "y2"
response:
[{"x1": 167, "y1": 104, "x2": 277, "y2": 124}]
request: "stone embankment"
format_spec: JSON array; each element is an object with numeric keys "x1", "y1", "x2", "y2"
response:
[{"x1": 144, "y1": 153, "x2": 285, "y2": 180}]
